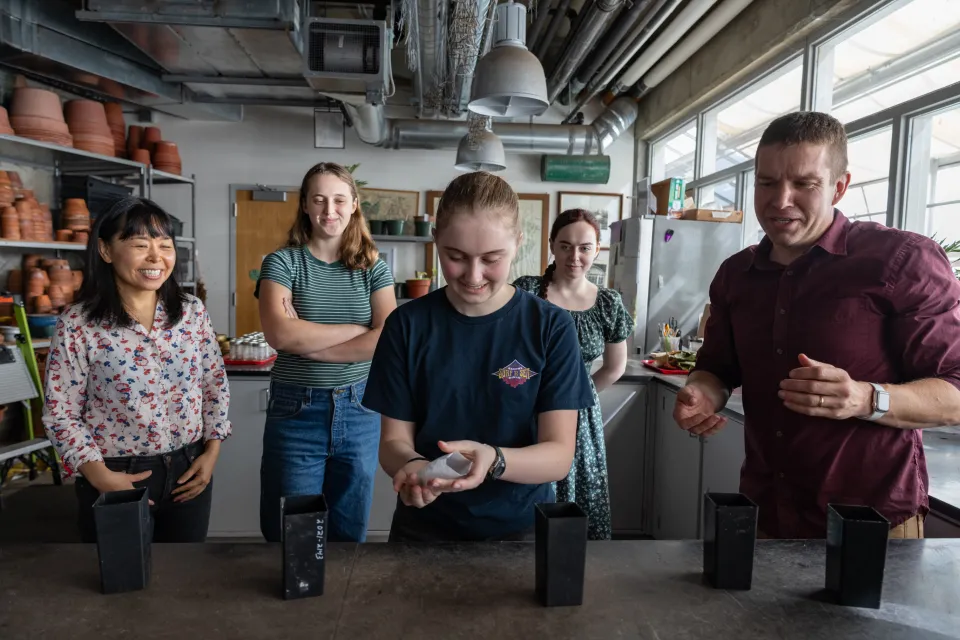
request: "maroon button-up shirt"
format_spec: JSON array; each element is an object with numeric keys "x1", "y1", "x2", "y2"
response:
[{"x1": 694, "y1": 211, "x2": 960, "y2": 538}]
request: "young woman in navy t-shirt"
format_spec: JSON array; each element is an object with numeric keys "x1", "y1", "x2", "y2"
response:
[{"x1": 363, "y1": 171, "x2": 594, "y2": 541}]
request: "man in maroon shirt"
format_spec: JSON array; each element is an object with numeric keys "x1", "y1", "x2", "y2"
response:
[{"x1": 674, "y1": 111, "x2": 960, "y2": 539}]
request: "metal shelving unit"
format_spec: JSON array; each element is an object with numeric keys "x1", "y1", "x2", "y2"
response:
[
  {"x1": 0, "y1": 240, "x2": 86, "y2": 251},
  {"x1": 371, "y1": 234, "x2": 432, "y2": 243},
  {"x1": 0, "y1": 132, "x2": 197, "y2": 288}
]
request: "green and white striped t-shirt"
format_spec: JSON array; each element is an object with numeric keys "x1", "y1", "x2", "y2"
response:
[{"x1": 256, "y1": 245, "x2": 394, "y2": 388}]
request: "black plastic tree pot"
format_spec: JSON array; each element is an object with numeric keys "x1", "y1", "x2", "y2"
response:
[
  {"x1": 825, "y1": 503, "x2": 890, "y2": 609},
  {"x1": 281, "y1": 493, "x2": 329, "y2": 600},
  {"x1": 703, "y1": 492, "x2": 758, "y2": 590},
  {"x1": 92, "y1": 486, "x2": 152, "y2": 594},
  {"x1": 535, "y1": 502, "x2": 588, "y2": 607}
]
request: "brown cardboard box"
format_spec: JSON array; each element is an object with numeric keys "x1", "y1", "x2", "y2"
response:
[
  {"x1": 681, "y1": 208, "x2": 743, "y2": 223},
  {"x1": 650, "y1": 177, "x2": 685, "y2": 218}
]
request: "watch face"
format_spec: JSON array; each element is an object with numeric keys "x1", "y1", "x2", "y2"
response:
[{"x1": 877, "y1": 392, "x2": 890, "y2": 412}]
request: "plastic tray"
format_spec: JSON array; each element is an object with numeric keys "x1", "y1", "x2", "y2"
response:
[{"x1": 641, "y1": 360, "x2": 689, "y2": 375}]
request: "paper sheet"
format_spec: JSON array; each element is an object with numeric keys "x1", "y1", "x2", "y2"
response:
[{"x1": 416, "y1": 452, "x2": 473, "y2": 484}]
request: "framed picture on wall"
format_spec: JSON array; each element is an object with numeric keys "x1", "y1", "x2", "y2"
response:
[
  {"x1": 359, "y1": 188, "x2": 420, "y2": 235},
  {"x1": 426, "y1": 190, "x2": 549, "y2": 286},
  {"x1": 558, "y1": 191, "x2": 624, "y2": 248}
]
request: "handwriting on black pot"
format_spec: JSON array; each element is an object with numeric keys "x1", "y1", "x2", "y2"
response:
[{"x1": 315, "y1": 518, "x2": 325, "y2": 560}]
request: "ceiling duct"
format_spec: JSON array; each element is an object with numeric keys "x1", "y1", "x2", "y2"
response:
[
  {"x1": 341, "y1": 95, "x2": 637, "y2": 153},
  {"x1": 545, "y1": 0, "x2": 625, "y2": 104},
  {"x1": 302, "y1": 17, "x2": 392, "y2": 104},
  {"x1": 0, "y1": 0, "x2": 241, "y2": 121}
]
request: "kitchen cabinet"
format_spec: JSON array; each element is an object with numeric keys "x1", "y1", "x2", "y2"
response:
[
  {"x1": 208, "y1": 377, "x2": 270, "y2": 538},
  {"x1": 651, "y1": 385, "x2": 702, "y2": 540},
  {"x1": 600, "y1": 382, "x2": 649, "y2": 535}
]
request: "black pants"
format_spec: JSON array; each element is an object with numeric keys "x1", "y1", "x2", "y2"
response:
[
  {"x1": 75, "y1": 439, "x2": 213, "y2": 543},
  {"x1": 388, "y1": 502, "x2": 535, "y2": 543}
]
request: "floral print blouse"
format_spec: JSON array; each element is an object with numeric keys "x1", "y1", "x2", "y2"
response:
[{"x1": 41, "y1": 295, "x2": 232, "y2": 478}]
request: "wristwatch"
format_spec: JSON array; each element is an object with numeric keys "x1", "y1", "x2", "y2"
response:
[
  {"x1": 487, "y1": 445, "x2": 506, "y2": 480},
  {"x1": 864, "y1": 382, "x2": 890, "y2": 422}
]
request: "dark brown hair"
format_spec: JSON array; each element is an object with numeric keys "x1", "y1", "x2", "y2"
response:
[
  {"x1": 286, "y1": 162, "x2": 378, "y2": 270},
  {"x1": 757, "y1": 111, "x2": 848, "y2": 180},
  {"x1": 435, "y1": 171, "x2": 519, "y2": 235},
  {"x1": 540, "y1": 208, "x2": 601, "y2": 299}
]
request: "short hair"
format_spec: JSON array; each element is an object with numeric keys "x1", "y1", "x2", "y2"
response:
[
  {"x1": 435, "y1": 171, "x2": 519, "y2": 235},
  {"x1": 757, "y1": 111, "x2": 848, "y2": 179}
]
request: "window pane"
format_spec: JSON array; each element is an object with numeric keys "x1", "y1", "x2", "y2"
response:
[
  {"x1": 844, "y1": 127, "x2": 892, "y2": 224},
  {"x1": 710, "y1": 58, "x2": 803, "y2": 172},
  {"x1": 650, "y1": 123, "x2": 697, "y2": 183},
  {"x1": 824, "y1": 0, "x2": 960, "y2": 123},
  {"x1": 697, "y1": 177, "x2": 737, "y2": 211},
  {"x1": 903, "y1": 103, "x2": 960, "y2": 238},
  {"x1": 741, "y1": 170, "x2": 764, "y2": 248}
]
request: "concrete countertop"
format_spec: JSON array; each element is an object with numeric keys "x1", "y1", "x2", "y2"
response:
[{"x1": 2, "y1": 540, "x2": 958, "y2": 639}]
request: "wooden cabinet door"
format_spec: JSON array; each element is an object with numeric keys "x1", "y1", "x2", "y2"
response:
[{"x1": 234, "y1": 191, "x2": 299, "y2": 336}]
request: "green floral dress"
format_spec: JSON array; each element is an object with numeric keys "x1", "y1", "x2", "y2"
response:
[{"x1": 514, "y1": 276, "x2": 635, "y2": 540}]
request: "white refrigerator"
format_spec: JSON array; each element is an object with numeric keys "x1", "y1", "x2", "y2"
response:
[{"x1": 609, "y1": 215, "x2": 744, "y2": 356}]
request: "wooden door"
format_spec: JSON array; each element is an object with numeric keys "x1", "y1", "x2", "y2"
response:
[{"x1": 234, "y1": 191, "x2": 299, "y2": 336}]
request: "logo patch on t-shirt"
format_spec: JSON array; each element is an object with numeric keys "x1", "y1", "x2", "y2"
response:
[{"x1": 493, "y1": 360, "x2": 539, "y2": 388}]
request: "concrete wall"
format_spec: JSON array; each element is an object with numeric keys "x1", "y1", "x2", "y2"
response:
[
  {"x1": 150, "y1": 105, "x2": 637, "y2": 334},
  {"x1": 633, "y1": 0, "x2": 875, "y2": 141}
]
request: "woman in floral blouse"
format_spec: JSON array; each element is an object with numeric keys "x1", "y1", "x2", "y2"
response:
[{"x1": 42, "y1": 197, "x2": 231, "y2": 543}]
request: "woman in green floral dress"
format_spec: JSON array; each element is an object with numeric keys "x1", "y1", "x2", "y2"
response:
[{"x1": 514, "y1": 209, "x2": 634, "y2": 540}]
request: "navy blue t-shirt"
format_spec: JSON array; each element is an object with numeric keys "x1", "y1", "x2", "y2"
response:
[{"x1": 362, "y1": 286, "x2": 594, "y2": 540}]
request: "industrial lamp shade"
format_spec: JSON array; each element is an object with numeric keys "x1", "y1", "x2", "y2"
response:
[
  {"x1": 455, "y1": 129, "x2": 506, "y2": 172},
  {"x1": 468, "y1": 1, "x2": 549, "y2": 118}
]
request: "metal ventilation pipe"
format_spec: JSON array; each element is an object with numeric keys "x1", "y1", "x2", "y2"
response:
[
  {"x1": 562, "y1": 0, "x2": 680, "y2": 121},
  {"x1": 631, "y1": 0, "x2": 756, "y2": 96},
  {"x1": 526, "y1": 0, "x2": 557, "y2": 52},
  {"x1": 607, "y1": 0, "x2": 720, "y2": 97},
  {"x1": 570, "y1": 0, "x2": 657, "y2": 96},
  {"x1": 545, "y1": 0, "x2": 625, "y2": 104},
  {"x1": 341, "y1": 97, "x2": 638, "y2": 154},
  {"x1": 418, "y1": 0, "x2": 442, "y2": 102},
  {"x1": 534, "y1": 0, "x2": 574, "y2": 60}
]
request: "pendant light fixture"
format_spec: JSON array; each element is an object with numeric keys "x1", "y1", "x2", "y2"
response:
[
  {"x1": 468, "y1": 0, "x2": 549, "y2": 118},
  {"x1": 455, "y1": 116, "x2": 506, "y2": 172}
]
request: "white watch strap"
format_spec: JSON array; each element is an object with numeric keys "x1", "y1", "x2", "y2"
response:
[{"x1": 865, "y1": 382, "x2": 887, "y2": 422}]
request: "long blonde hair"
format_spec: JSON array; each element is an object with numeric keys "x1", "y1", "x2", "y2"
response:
[
  {"x1": 435, "y1": 171, "x2": 520, "y2": 236},
  {"x1": 286, "y1": 162, "x2": 378, "y2": 270}
]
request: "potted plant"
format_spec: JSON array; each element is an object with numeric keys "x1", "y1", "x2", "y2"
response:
[{"x1": 406, "y1": 270, "x2": 432, "y2": 299}]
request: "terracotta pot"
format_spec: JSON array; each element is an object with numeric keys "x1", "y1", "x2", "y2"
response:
[
  {"x1": 0, "y1": 106, "x2": 13, "y2": 135},
  {"x1": 7, "y1": 269, "x2": 22, "y2": 293},
  {"x1": 406, "y1": 279, "x2": 431, "y2": 299},
  {"x1": 132, "y1": 148, "x2": 151, "y2": 165},
  {"x1": 142, "y1": 126, "x2": 162, "y2": 152},
  {"x1": 55, "y1": 229, "x2": 73, "y2": 242},
  {"x1": 71, "y1": 271, "x2": 83, "y2": 291},
  {"x1": 1, "y1": 221, "x2": 20, "y2": 240},
  {"x1": 10, "y1": 88, "x2": 64, "y2": 120},
  {"x1": 6, "y1": 172, "x2": 22, "y2": 189},
  {"x1": 73, "y1": 231, "x2": 89, "y2": 245},
  {"x1": 34, "y1": 295, "x2": 52, "y2": 315},
  {"x1": 23, "y1": 255, "x2": 42, "y2": 270}
]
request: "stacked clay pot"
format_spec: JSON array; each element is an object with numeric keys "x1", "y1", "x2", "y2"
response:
[
  {"x1": 10, "y1": 88, "x2": 73, "y2": 147},
  {"x1": 62, "y1": 198, "x2": 91, "y2": 241},
  {"x1": 127, "y1": 125, "x2": 142, "y2": 156},
  {"x1": 65, "y1": 100, "x2": 114, "y2": 156},
  {"x1": 152, "y1": 141, "x2": 182, "y2": 175},
  {"x1": 7, "y1": 171, "x2": 25, "y2": 199},
  {"x1": 20, "y1": 255, "x2": 77, "y2": 313},
  {"x1": 141, "y1": 126, "x2": 162, "y2": 154},
  {"x1": 104, "y1": 102, "x2": 126, "y2": 158},
  {"x1": 1, "y1": 206, "x2": 18, "y2": 240},
  {"x1": 0, "y1": 107, "x2": 14, "y2": 135},
  {"x1": 0, "y1": 171, "x2": 14, "y2": 208}
]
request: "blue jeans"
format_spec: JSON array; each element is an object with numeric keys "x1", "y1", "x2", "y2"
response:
[{"x1": 259, "y1": 378, "x2": 380, "y2": 543}]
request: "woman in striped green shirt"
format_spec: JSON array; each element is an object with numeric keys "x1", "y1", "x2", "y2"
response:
[{"x1": 256, "y1": 162, "x2": 396, "y2": 542}]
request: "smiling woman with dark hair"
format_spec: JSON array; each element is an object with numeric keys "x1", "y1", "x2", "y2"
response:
[{"x1": 41, "y1": 196, "x2": 232, "y2": 543}]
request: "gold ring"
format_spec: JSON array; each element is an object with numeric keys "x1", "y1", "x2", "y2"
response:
[{"x1": 818, "y1": 395, "x2": 824, "y2": 408}]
